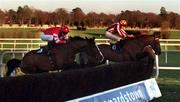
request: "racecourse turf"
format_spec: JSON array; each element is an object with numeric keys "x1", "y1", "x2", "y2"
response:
[{"x1": 154, "y1": 70, "x2": 180, "y2": 102}]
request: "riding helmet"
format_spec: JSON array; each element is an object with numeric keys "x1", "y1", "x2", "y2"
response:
[
  {"x1": 62, "y1": 25, "x2": 69, "y2": 34},
  {"x1": 120, "y1": 20, "x2": 127, "y2": 26}
]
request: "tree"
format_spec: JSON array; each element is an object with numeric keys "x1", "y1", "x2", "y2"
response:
[
  {"x1": 175, "y1": 16, "x2": 180, "y2": 29},
  {"x1": 7, "y1": 9, "x2": 17, "y2": 25},
  {"x1": 0, "y1": 9, "x2": 5, "y2": 26},
  {"x1": 160, "y1": 7, "x2": 170, "y2": 39},
  {"x1": 161, "y1": 21, "x2": 170, "y2": 39},
  {"x1": 17, "y1": 6, "x2": 24, "y2": 26},
  {"x1": 31, "y1": 9, "x2": 49, "y2": 26},
  {"x1": 160, "y1": 7, "x2": 167, "y2": 20},
  {"x1": 86, "y1": 12, "x2": 99, "y2": 27},
  {"x1": 71, "y1": 7, "x2": 85, "y2": 27},
  {"x1": 167, "y1": 12, "x2": 178, "y2": 28},
  {"x1": 54, "y1": 8, "x2": 69, "y2": 25},
  {"x1": 99, "y1": 13, "x2": 108, "y2": 27},
  {"x1": 146, "y1": 13, "x2": 160, "y2": 28},
  {"x1": 23, "y1": 5, "x2": 33, "y2": 26}
]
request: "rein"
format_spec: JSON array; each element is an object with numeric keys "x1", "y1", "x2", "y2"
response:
[{"x1": 95, "y1": 44, "x2": 104, "y2": 63}]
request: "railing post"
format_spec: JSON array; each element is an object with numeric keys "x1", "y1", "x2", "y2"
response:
[
  {"x1": 165, "y1": 41, "x2": 168, "y2": 64},
  {"x1": 155, "y1": 55, "x2": 159, "y2": 79},
  {"x1": 31, "y1": 40, "x2": 33, "y2": 50},
  {"x1": 14, "y1": 39, "x2": 16, "y2": 51},
  {"x1": 0, "y1": 44, "x2": 2, "y2": 50}
]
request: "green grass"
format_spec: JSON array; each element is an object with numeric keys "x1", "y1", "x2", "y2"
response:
[
  {"x1": 0, "y1": 28, "x2": 106, "y2": 38},
  {"x1": 0, "y1": 28, "x2": 41, "y2": 38},
  {"x1": 69, "y1": 28, "x2": 106, "y2": 38},
  {"x1": 169, "y1": 31, "x2": 180, "y2": 39},
  {"x1": 154, "y1": 70, "x2": 180, "y2": 102},
  {"x1": 159, "y1": 52, "x2": 180, "y2": 67}
]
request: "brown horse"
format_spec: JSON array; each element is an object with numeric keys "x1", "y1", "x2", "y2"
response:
[
  {"x1": 6, "y1": 36, "x2": 97, "y2": 75},
  {"x1": 80, "y1": 32, "x2": 161, "y2": 66}
]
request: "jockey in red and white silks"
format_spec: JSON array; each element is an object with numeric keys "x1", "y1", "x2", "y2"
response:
[
  {"x1": 41, "y1": 25, "x2": 69, "y2": 44},
  {"x1": 105, "y1": 20, "x2": 134, "y2": 41}
]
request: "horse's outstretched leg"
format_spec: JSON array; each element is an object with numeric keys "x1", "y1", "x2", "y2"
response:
[{"x1": 6, "y1": 65, "x2": 15, "y2": 77}]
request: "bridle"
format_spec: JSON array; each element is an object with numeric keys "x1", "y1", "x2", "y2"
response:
[{"x1": 147, "y1": 35, "x2": 160, "y2": 55}]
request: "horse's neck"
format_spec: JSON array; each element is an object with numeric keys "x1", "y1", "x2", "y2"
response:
[
  {"x1": 131, "y1": 36, "x2": 152, "y2": 47},
  {"x1": 69, "y1": 40, "x2": 88, "y2": 52}
]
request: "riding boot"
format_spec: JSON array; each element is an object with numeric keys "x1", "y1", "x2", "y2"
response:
[
  {"x1": 116, "y1": 40, "x2": 126, "y2": 52},
  {"x1": 47, "y1": 42, "x2": 58, "y2": 68},
  {"x1": 47, "y1": 42, "x2": 54, "y2": 55}
]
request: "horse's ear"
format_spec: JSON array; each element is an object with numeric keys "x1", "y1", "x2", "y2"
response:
[
  {"x1": 92, "y1": 37, "x2": 95, "y2": 40},
  {"x1": 153, "y1": 31, "x2": 161, "y2": 38}
]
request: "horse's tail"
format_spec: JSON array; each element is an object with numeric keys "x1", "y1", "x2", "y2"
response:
[{"x1": 6, "y1": 58, "x2": 21, "y2": 77}]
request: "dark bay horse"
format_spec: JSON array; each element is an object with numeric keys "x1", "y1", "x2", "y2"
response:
[
  {"x1": 80, "y1": 32, "x2": 161, "y2": 66},
  {"x1": 6, "y1": 36, "x2": 97, "y2": 76}
]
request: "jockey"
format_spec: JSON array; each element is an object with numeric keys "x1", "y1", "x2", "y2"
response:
[
  {"x1": 37, "y1": 25, "x2": 70, "y2": 54},
  {"x1": 105, "y1": 19, "x2": 134, "y2": 41},
  {"x1": 105, "y1": 20, "x2": 134, "y2": 50},
  {"x1": 41, "y1": 25, "x2": 69, "y2": 44}
]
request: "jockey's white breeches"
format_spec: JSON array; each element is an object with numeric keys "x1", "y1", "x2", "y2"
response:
[
  {"x1": 40, "y1": 33, "x2": 53, "y2": 41},
  {"x1": 105, "y1": 31, "x2": 122, "y2": 41}
]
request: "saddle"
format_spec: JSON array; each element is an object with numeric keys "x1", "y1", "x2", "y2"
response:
[
  {"x1": 36, "y1": 46, "x2": 48, "y2": 55},
  {"x1": 111, "y1": 40, "x2": 126, "y2": 52},
  {"x1": 36, "y1": 42, "x2": 55, "y2": 55}
]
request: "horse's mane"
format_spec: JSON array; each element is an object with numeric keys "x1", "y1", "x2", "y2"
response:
[
  {"x1": 69, "y1": 36, "x2": 85, "y2": 40},
  {"x1": 129, "y1": 31, "x2": 161, "y2": 40},
  {"x1": 70, "y1": 36, "x2": 95, "y2": 43},
  {"x1": 136, "y1": 34, "x2": 153, "y2": 38}
]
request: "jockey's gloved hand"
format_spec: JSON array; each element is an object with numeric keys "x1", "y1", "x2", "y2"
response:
[
  {"x1": 64, "y1": 35, "x2": 69, "y2": 40},
  {"x1": 57, "y1": 40, "x2": 67, "y2": 44},
  {"x1": 127, "y1": 34, "x2": 134, "y2": 38}
]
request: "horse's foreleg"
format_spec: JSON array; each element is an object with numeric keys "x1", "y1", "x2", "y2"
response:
[{"x1": 6, "y1": 65, "x2": 15, "y2": 77}]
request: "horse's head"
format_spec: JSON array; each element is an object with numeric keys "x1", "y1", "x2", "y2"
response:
[
  {"x1": 79, "y1": 37, "x2": 103, "y2": 66},
  {"x1": 150, "y1": 32, "x2": 161, "y2": 55},
  {"x1": 68, "y1": 36, "x2": 100, "y2": 61},
  {"x1": 141, "y1": 32, "x2": 161, "y2": 55},
  {"x1": 85, "y1": 37, "x2": 99, "y2": 59},
  {"x1": 68, "y1": 36, "x2": 91, "y2": 52}
]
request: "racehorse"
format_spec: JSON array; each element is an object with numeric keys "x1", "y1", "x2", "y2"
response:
[
  {"x1": 5, "y1": 36, "x2": 97, "y2": 76},
  {"x1": 80, "y1": 32, "x2": 161, "y2": 66}
]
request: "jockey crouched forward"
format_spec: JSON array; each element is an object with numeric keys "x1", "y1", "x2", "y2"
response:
[
  {"x1": 105, "y1": 19, "x2": 134, "y2": 51},
  {"x1": 37, "y1": 25, "x2": 70, "y2": 54}
]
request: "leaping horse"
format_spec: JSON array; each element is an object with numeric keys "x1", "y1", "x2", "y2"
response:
[
  {"x1": 5, "y1": 36, "x2": 97, "y2": 76},
  {"x1": 79, "y1": 32, "x2": 161, "y2": 67}
]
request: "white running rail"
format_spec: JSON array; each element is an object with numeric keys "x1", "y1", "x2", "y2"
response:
[{"x1": 0, "y1": 38, "x2": 110, "y2": 51}]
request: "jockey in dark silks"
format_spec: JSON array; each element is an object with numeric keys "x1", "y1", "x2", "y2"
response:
[
  {"x1": 105, "y1": 20, "x2": 134, "y2": 51},
  {"x1": 37, "y1": 25, "x2": 70, "y2": 54}
]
